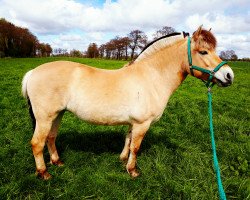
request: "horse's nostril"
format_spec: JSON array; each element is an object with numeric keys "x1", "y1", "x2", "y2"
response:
[{"x1": 226, "y1": 73, "x2": 231, "y2": 80}]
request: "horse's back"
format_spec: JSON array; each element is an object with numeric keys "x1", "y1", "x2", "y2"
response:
[
  {"x1": 32, "y1": 60, "x2": 92, "y2": 77},
  {"x1": 29, "y1": 60, "x2": 100, "y2": 88}
]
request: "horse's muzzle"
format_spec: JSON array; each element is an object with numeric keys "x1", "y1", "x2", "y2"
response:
[{"x1": 214, "y1": 67, "x2": 234, "y2": 87}]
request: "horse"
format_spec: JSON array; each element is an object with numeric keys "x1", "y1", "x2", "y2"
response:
[{"x1": 22, "y1": 26, "x2": 234, "y2": 180}]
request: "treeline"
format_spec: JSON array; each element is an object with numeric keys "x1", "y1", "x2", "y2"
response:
[
  {"x1": 85, "y1": 27, "x2": 176, "y2": 60},
  {"x1": 219, "y1": 50, "x2": 250, "y2": 61},
  {"x1": 219, "y1": 50, "x2": 238, "y2": 61},
  {"x1": 83, "y1": 26, "x2": 248, "y2": 61},
  {"x1": 0, "y1": 18, "x2": 52, "y2": 58},
  {"x1": 1, "y1": 18, "x2": 246, "y2": 61}
]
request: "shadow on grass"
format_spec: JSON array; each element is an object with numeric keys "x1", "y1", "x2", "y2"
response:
[
  {"x1": 57, "y1": 130, "x2": 126, "y2": 154},
  {"x1": 56, "y1": 129, "x2": 181, "y2": 156}
]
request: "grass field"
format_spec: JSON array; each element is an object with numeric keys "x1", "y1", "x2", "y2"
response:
[{"x1": 0, "y1": 57, "x2": 249, "y2": 200}]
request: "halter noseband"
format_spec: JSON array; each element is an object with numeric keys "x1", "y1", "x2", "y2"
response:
[{"x1": 187, "y1": 37, "x2": 227, "y2": 88}]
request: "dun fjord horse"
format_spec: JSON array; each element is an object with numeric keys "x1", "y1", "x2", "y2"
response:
[{"x1": 22, "y1": 27, "x2": 234, "y2": 179}]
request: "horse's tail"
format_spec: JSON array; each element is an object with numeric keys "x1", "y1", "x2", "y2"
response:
[
  {"x1": 22, "y1": 70, "x2": 36, "y2": 130},
  {"x1": 22, "y1": 70, "x2": 33, "y2": 99}
]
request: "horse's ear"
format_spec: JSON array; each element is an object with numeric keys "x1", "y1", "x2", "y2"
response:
[
  {"x1": 192, "y1": 25, "x2": 203, "y2": 39},
  {"x1": 196, "y1": 25, "x2": 203, "y2": 35}
]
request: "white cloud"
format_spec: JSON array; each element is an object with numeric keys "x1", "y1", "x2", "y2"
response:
[
  {"x1": 216, "y1": 34, "x2": 250, "y2": 58},
  {"x1": 185, "y1": 13, "x2": 250, "y2": 34},
  {"x1": 1, "y1": 0, "x2": 249, "y2": 34},
  {"x1": 59, "y1": 34, "x2": 83, "y2": 42},
  {"x1": 0, "y1": 0, "x2": 249, "y2": 57}
]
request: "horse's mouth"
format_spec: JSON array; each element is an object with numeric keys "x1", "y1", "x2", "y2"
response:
[{"x1": 215, "y1": 78, "x2": 232, "y2": 87}]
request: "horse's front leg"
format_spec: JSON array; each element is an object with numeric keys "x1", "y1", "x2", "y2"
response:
[
  {"x1": 126, "y1": 121, "x2": 151, "y2": 178},
  {"x1": 120, "y1": 125, "x2": 132, "y2": 162}
]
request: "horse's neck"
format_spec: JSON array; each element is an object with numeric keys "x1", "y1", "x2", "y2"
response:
[{"x1": 133, "y1": 39, "x2": 188, "y2": 105}]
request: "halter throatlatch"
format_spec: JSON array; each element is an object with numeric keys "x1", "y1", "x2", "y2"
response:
[{"x1": 187, "y1": 37, "x2": 227, "y2": 88}]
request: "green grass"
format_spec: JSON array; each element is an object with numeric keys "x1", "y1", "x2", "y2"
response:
[{"x1": 0, "y1": 57, "x2": 249, "y2": 200}]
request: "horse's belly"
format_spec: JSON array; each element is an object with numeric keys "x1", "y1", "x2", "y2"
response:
[{"x1": 67, "y1": 101, "x2": 131, "y2": 125}]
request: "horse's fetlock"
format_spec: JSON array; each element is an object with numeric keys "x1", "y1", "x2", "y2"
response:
[
  {"x1": 126, "y1": 166, "x2": 140, "y2": 178},
  {"x1": 36, "y1": 169, "x2": 51, "y2": 180},
  {"x1": 50, "y1": 159, "x2": 64, "y2": 166}
]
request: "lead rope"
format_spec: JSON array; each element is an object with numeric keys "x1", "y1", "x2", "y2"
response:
[{"x1": 207, "y1": 87, "x2": 227, "y2": 200}]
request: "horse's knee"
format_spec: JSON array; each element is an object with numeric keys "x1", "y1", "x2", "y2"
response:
[
  {"x1": 31, "y1": 137, "x2": 38, "y2": 150},
  {"x1": 31, "y1": 137, "x2": 45, "y2": 154}
]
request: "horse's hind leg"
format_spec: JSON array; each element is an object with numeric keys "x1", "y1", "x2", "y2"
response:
[
  {"x1": 31, "y1": 119, "x2": 53, "y2": 180},
  {"x1": 126, "y1": 121, "x2": 151, "y2": 178},
  {"x1": 47, "y1": 111, "x2": 64, "y2": 166},
  {"x1": 120, "y1": 125, "x2": 132, "y2": 162}
]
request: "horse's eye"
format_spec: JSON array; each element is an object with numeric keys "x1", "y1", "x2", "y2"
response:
[{"x1": 199, "y1": 51, "x2": 208, "y2": 55}]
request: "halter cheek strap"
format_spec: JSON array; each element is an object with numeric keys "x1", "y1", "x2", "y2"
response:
[{"x1": 187, "y1": 37, "x2": 227, "y2": 88}]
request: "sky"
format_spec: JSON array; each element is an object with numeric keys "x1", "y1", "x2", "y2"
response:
[{"x1": 0, "y1": 0, "x2": 249, "y2": 58}]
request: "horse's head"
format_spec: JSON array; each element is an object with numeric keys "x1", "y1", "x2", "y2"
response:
[{"x1": 188, "y1": 26, "x2": 234, "y2": 87}]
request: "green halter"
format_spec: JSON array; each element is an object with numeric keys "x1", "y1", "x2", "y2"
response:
[{"x1": 187, "y1": 37, "x2": 227, "y2": 88}]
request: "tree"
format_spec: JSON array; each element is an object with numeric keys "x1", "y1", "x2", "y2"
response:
[
  {"x1": 37, "y1": 43, "x2": 52, "y2": 57},
  {"x1": 53, "y1": 48, "x2": 68, "y2": 56},
  {"x1": 110, "y1": 36, "x2": 130, "y2": 60},
  {"x1": 120, "y1": 37, "x2": 131, "y2": 60},
  {"x1": 128, "y1": 30, "x2": 147, "y2": 60},
  {"x1": 86, "y1": 43, "x2": 99, "y2": 58},
  {"x1": 231, "y1": 54, "x2": 238, "y2": 61},
  {"x1": 103, "y1": 41, "x2": 115, "y2": 59},
  {"x1": 220, "y1": 50, "x2": 238, "y2": 61},
  {"x1": 70, "y1": 49, "x2": 82, "y2": 57},
  {"x1": 98, "y1": 44, "x2": 105, "y2": 58},
  {"x1": 98, "y1": 36, "x2": 131, "y2": 60},
  {"x1": 0, "y1": 18, "x2": 47, "y2": 57},
  {"x1": 153, "y1": 26, "x2": 176, "y2": 39}
]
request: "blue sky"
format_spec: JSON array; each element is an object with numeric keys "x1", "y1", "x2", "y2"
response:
[
  {"x1": 76, "y1": 0, "x2": 108, "y2": 7},
  {"x1": 0, "y1": 0, "x2": 249, "y2": 57}
]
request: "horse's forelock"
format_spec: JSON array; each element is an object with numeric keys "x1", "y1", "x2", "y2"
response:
[{"x1": 193, "y1": 29, "x2": 217, "y2": 49}]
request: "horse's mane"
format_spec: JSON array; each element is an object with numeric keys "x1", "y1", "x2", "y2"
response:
[
  {"x1": 134, "y1": 32, "x2": 184, "y2": 62},
  {"x1": 193, "y1": 29, "x2": 217, "y2": 49}
]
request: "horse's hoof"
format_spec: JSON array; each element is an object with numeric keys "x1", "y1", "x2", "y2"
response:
[
  {"x1": 36, "y1": 170, "x2": 51, "y2": 180},
  {"x1": 50, "y1": 159, "x2": 64, "y2": 167},
  {"x1": 130, "y1": 170, "x2": 140, "y2": 178},
  {"x1": 127, "y1": 168, "x2": 140, "y2": 178}
]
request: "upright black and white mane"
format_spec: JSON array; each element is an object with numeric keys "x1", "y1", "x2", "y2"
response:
[{"x1": 134, "y1": 32, "x2": 189, "y2": 62}]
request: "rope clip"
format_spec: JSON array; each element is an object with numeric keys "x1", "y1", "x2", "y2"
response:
[{"x1": 207, "y1": 87, "x2": 212, "y2": 93}]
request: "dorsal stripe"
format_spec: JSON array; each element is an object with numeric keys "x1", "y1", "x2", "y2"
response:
[
  {"x1": 134, "y1": 32, "x2": 183, "y2": 62},
  {"x1": 139, "y1": 32, "x2": 181, "y2": 55}
]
